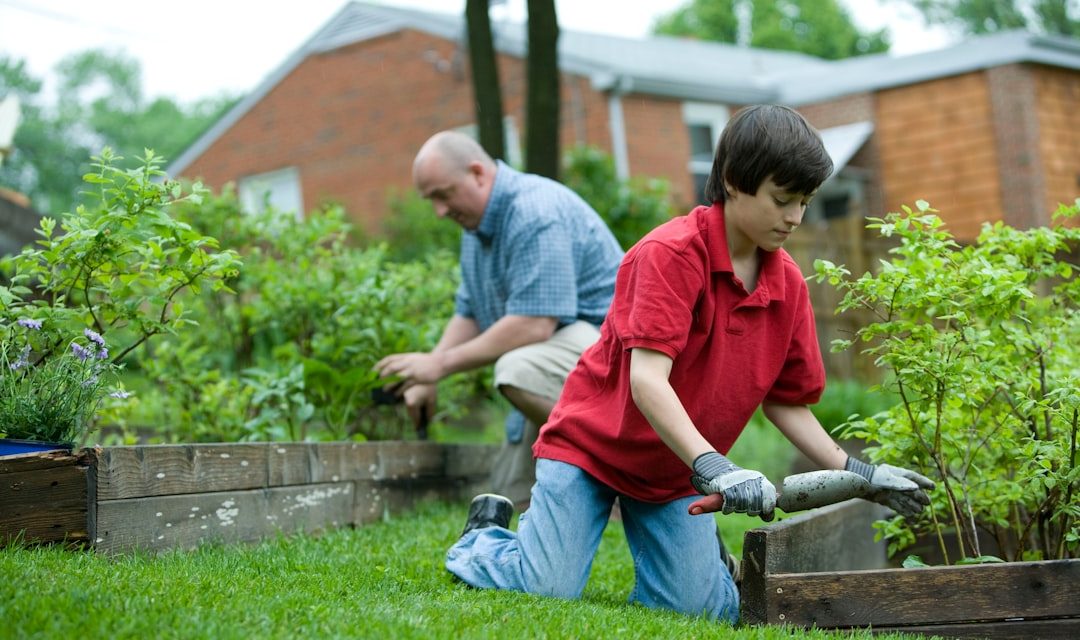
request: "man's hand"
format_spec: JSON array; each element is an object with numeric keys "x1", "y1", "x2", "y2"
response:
[
  {"x1": 690, "y1": 452, "x2": 777, "y2": 521},
  {"x1": 374, "y1": 352, "x2": 447, "y2": 390},
  {"x1": 403, "y1": 384, "x2": 436, "y2": 428},
  {"x1": 846, "y1": 456, "x2": 934, "y2": 518}
]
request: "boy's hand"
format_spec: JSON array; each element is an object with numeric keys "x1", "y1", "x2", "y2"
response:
[
  {"x1": 690, "y1": 452, "x2": 777, "y2": 520},
  {"x1": 845, "y1": 456, "x2": 934, "y2": 517}
]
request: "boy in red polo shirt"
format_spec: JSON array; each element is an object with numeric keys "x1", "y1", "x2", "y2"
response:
[{"x1": 446, "y1": 105, "x2": 933, "y2": 623}]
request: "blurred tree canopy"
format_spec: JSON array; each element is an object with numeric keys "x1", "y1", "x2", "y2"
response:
[
  {"x1": 0, "y1": 49, "x2": 237, "y2": 216},
  {"x1": 894, "y1": 0, "x2": 1080, "y2": 38},
  {"x1": 652, "y1": 0, "x2": 890, "y2": 59}
]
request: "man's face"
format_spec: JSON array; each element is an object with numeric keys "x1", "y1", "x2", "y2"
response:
[
  {"x1": 414, "y1": 156, "x2": 487, "y2": 231},
  {"x1": 724, "y1": 176, "x2": 816, "y2": 253}
]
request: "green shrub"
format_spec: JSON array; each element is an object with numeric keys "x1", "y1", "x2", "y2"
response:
[
  {"x1": 816, "y1": 200, "x2": 1080, "y2": 562},
  {"x1": 562, "y1": 145, "x2": 674, "y2": 250},
  {"x1": 0, "y1": 149, "x2": 239, "y2": 444},
  {"x1": 121, "y1": 189, "x2": 487, "y2": 443},
  {"x1": 381, "y1": 189, "x2": 461, "y2": 262}
]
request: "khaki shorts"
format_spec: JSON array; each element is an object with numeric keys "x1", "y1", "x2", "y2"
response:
[
  {"x1": 493, "y1": 320, "x2": 601, "y2": 402},
  {"x1": 489, "y1": 320, "x2": 601, "y2": 505}
]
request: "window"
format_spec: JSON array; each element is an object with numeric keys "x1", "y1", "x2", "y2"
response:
[
  {"x1": 238, "y1": 167, "x2": 303, "y2": 220},
  {"x1": 682, "y1": 103, "x2": 729, "y2": 204}
]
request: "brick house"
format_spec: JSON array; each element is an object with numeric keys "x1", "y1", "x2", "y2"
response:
[{"x1": 168, "y1": 1, "x2": 1080, "y2": 240}]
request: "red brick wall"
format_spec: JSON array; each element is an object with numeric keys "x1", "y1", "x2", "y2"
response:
[
  {"x1": 621, "y1": 94, "x2": 696, "y2": 208},
  {"x1": 179, "y1": 30, "x2": 616, "y2": 233},
  {"x1": 875, "y1": 72, "x2": 1002, "y2": 239},
  {"x1": 1034, "y1": 65, "x2": 1080, "y2": 223}
]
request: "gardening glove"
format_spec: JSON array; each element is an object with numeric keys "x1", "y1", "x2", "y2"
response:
[
  {"x1": 690, "y1": 452, "x2": 777, "y2": 521},
  {"x1": 845, "y1": 456, "x2": 934, "y2": 518}
]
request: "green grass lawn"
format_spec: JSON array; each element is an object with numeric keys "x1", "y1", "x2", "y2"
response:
[{"x1": 1, "y1": 499, "x2": 930, "y2": 640}]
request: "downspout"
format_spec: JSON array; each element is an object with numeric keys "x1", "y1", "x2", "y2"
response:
[{"x1": 606, "y1": 75, "x2": 631, "y2": 180}]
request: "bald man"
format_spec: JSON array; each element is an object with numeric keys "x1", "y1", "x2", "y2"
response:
[{"x1": 375, "y1": 132, "x2": 624, "y2": 507}]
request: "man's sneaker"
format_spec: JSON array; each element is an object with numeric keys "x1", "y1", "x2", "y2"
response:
[
  {"x1": 461, "y1": 493, "x2": 514, "y2": 537},
  {"x1": 717, "y1": 527, "x2": 742, "y2": 587}
]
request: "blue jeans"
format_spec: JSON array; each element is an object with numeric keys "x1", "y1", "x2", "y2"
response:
[{"x1": 445, "y1": 459, "x2": 739, "y2": 623}]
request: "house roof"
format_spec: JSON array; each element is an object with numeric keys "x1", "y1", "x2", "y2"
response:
[
  {"x1": 778, "y1": 30, "x2": 1080, "y2": 104},
  {"x1": 167, "y1": 1, "x2": 1080, "y2": 177}
]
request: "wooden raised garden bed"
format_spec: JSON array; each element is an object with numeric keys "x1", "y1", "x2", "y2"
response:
[
  {"x1": 740, "y1": 499, "x2": 1080, "y2": 639},
  {"x1": 1, "y1": 442, "x2": 494, "y2": 553}
]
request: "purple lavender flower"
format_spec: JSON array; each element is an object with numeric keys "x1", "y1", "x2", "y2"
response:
[
  {"x1": 71, "y1": 343, "x2": 93, "y2": 362},
  {"x1": 97, "y1": 347, "x2": 109, "y2": 360},
  {"x1": 8, "y1": 346, "x2": 30, "y2": 370},
  {"x1": 17, "y1": 318, "x2": 42, "y2": 330},
  {"x1": 109, "y1": 389, "x2": 132, "y2": 399},
  {"x1": 84, "y1": 328, "x2": 106, "y2": 347}
]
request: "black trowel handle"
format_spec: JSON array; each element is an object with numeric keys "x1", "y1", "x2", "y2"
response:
[{"x1": 371, "y1": 382, "x2": 429, "y2": 440}]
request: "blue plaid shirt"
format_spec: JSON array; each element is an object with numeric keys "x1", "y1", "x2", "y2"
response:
[{"x1": 455, "y1": 161, "x2": 623, "y2": 331}]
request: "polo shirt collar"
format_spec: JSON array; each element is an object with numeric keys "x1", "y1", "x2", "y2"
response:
[
  {"x1": 473, "y1": 160, "x2": 513, "y2": 245},
  {"x1": 702, "y1": 202, "x2": 787, "y2": 305}
]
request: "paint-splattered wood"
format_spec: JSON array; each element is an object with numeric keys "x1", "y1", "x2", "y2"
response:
[
  {"x1": 95, "y1": 443, "x2": 496, "y2": 500},
  {"x1": 764, "y1": 559, "x2": 1080, "y2": 628},
  {"x1": 95, "y1": 444, "x2": 271, "y2": 499},
  {"x1": 94, "y1": 482, "x2": 354, "y2": 553},
  {"x1": 0, "y1": 452, "x2": 91, "y2": 544}
]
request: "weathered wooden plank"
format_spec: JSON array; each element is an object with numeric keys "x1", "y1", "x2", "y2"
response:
[
  {"x1": 741, "y1": 499, "x2": 889, "y2": 624},
  {"x1": 353, "y1": 475, "x2": 489, "y2": 526},
  {"x1": 871, "y1": 617, "x2": 1080, "y2": 639},
  {"x1": 0, "y1": 463, "x2": 89, "y2": 543},
  {"x1": 443, "y1": 444, "x2": 496, "y2": 478},
  {"x1": 94, "y1": 482, "x2": 354, "y2": 553},
  {"x1": 765, "y1": 559, "x2": 1080, "y2": 628},
  {"x1": 0, "y1": 448, "x2": 87, "y2": 473},
  {"x1": 95, "y1": 444, "x2": 271, "y2": 499}
]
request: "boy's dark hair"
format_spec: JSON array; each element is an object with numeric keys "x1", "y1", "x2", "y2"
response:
[{"x1": 704, "y1": 105, "x2": 833, "y2": 203}]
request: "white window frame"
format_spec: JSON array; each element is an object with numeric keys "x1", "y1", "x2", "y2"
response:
[
  {"x1": 238, "y1": 166, "x2": 303, "y2": 220},
  {"x1": 682, "y1": 102, "x2": 730, "y2": 179}
]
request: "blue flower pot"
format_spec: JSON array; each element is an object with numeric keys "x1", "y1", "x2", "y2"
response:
[{"x1": 0, "y1": 438, "x2": 72, "y2": 456}]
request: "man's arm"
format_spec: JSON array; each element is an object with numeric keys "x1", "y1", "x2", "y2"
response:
[{"x1": 375, "y1": 314, "x2": 556, "y2": 387}]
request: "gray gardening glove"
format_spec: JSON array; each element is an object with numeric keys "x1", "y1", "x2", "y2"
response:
[
  {"x1": 845, "y1": 456, "x2": 934, "y2": 518},
  {"x1": 691, "y1": 452, "x2": 777, "y2": 521}
]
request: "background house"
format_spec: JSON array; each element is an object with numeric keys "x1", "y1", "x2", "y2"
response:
[{"x1": 167, "y1": 1, "x2": 1080, "y2": 378}]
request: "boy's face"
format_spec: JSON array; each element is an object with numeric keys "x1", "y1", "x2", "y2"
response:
[{"x1": 724, "y1": 176, "x2": 816, "y2": 253}]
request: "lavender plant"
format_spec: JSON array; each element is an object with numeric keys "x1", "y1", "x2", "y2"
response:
[{"x1": 0, "y1": 320, "x2": 126, "y2": 445}]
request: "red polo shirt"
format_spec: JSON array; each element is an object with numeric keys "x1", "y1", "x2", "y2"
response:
[{"x1": 533, "y1": 203, "x2": 825, "y2": 503}]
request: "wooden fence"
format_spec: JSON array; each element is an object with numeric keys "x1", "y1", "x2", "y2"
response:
[{"x1": 783, "y1": 215, "x2": 895, "y2": 381}]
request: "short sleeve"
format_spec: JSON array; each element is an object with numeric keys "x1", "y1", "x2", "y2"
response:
[
  {"x1": 453, "y1": 282, "x2": 473, "y2": 319},
  {"x1": 612, "y1": 241, "x2": 705, "y2": 359}
]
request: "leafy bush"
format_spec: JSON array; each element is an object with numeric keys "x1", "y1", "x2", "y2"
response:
[
  {"x1": 0, "y1": 149, "x2": 238, "y2": 444},
  {"x1": 381, "y1": 190, "x2": 461, "y2": 262},
  {"x1": 122, "y1": 189, "x2": 487, "y2": 443},
  {"x1": 815, "y1": 200, "x2": 1080, "y2": 562},
  {"x1": 561, "y1": 145, "x2": 675, "y2": 250}
]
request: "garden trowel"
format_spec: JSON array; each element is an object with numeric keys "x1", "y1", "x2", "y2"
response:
[
  {"x1": 688, "y1": 469, "x2": 872, "y2": 516},
  {"x1": 774, "y1": 469, "x2": 872, "y2": 512}
]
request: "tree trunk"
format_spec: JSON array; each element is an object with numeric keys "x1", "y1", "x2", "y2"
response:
[
  {"x1": 465, "y1": 0, "x2": 505, "y2": 160},
  {"x1": 525, "y1": 0, "x2": 559, "y2": 179}
]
